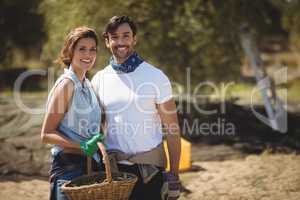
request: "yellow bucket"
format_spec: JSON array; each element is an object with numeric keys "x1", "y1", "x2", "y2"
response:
[{"x1": 164, "y1": 138, "x2": 191, "y2": 172}]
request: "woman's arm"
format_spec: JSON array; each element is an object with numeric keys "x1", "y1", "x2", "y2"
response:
[
  {"x1": 41, "y1": 79, "x2": 80, "y2": 149},
  {"x1": 157, "y1": 99, "x2": 181, "y2": 175}
]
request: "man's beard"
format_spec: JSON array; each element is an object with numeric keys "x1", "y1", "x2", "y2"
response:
[{"x1": 113, "y1": 46, "x2": 134, "y2": 63}]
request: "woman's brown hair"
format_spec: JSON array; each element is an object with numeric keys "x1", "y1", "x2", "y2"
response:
[{"x1": 56, "y1": 26, "x2": 98, "y2": 67}]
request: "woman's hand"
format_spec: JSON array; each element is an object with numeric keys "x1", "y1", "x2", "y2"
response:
[{"x1": 80, "y1": 133, "x2": 105, "y2": 157}]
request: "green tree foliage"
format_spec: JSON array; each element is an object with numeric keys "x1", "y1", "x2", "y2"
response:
[
  {"x1": 39, "y1": 0, "x2": 128, "y2": 67},
  {"x1": 3, "y1": 0, "x2": 300, "y2": 82},
  {"x1": 273, "y1": 0, "x2": 300, "y2": 49},
  {"x1": 125, "y1": 0, "x2": 285, "y2": 82},
  {"x1": 0, "y1": 0, "x2": 45, "y2": 67}
]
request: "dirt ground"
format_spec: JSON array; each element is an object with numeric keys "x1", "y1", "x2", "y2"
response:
[
  {"x1": 180, "y1": 153, "x2": 300, "y2": 200},
  {"x1": 1, "y1": 148, "x2": 299, "y2": 200},
  {"x1": 0, "y1": 94, "x2": 299, "y2": 200}
]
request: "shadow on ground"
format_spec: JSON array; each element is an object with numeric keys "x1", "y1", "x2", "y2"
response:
[{"x1": 178, "y1": 101, "x2": 300, "y2": 155}]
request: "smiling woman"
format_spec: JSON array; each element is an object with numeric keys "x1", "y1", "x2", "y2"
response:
[
  {"x1": 56, "y1": 27, "x2": 98, "y2": 81},
  {"x1": 40, "y1": 26, "x2": 104, "y2": 200},
  {"x1": 70, "y1": 38, "x2": 97, "y2": 79}
]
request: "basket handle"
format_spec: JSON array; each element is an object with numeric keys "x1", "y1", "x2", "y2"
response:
[
  {"x1": 87, "y1": 157, "x2": 92, "y2": 176},
  {"x1": 97, "y1": 142, "x2": 112, "y2": 183}
]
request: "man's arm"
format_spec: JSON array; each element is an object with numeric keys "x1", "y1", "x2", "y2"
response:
[{"x1": 157, "y1": 99, "x2": 181, "y2": 175}]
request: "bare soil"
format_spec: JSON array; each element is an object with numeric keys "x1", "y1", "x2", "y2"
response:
[
  {"x1": 1, "y1": 148, "x2": 299, "y2": 200},
  {"x1": 0, "y1": 93, "x2": 299, "y2": 200}
]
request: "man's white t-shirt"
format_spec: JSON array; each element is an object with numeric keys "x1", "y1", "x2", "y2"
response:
[{"x1": 91, "y1": 61, "x2": 172, "y2": 155}]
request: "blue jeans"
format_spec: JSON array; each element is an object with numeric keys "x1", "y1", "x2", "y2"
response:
[
  {"x1": 55, "y1": 170, "x2": 83, "y2": 200},
  {"x1": 49, "y1": 152, "x2": 102, "y2": 200}
]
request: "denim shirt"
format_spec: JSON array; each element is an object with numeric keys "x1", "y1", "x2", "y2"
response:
[{"x1": 46, "y1": 66, "x2": 101, "y2": 160}]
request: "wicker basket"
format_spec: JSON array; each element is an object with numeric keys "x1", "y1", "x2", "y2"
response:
[{"x1": 61, "y1": 143, "x2": 138, "y2": 200}]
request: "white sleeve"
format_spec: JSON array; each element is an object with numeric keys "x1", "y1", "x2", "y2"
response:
[
  {"x1": 155, "y1": 70, "x2": 173, "y2": 104},
  {"x1": 91, "y1": 72, "x2": 100, "y2": 100}
]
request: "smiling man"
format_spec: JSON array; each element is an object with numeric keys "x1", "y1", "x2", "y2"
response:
[{"x1": 91, "y1": 16, "x2": 181, "y2": 200}]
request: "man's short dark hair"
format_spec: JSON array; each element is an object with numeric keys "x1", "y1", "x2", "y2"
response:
[{"x1": 102, "y1": 15, "x2": 137, "y2": 39}]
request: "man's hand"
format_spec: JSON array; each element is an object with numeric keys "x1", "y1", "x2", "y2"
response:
[
  {"x1": 80, "y1": 133, "x2": 105, "y2": 157},
  {"x1": 161, "y1": 171, "x2": 181, "y2": 200}
]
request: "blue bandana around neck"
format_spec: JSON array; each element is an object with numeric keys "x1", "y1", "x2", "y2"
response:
[{"x1": 110, "y1": 52, "x2": 144, "y2": 73}]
